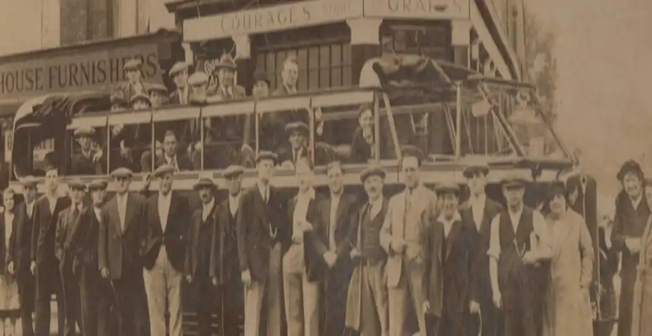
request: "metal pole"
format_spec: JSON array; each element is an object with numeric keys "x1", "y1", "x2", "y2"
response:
[{"x1": 455, "y1": 82, "x2": 462, "y2": 159}]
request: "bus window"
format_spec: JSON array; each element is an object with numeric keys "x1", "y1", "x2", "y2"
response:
[
  {"x1": 66, "y1": 115, "x2": 108, "y2": 176},
  {"x1": 202, "y1": 101, "x2": 256, "y2": 170},
  {"x1": 107, "y1": 110, "x2": 152, "y2": 173},
  {"x1": 256, "y1": 95, "x2": 311, "y2": 170},
  {"x1": 152, "y1": 106, "x2": 201, "y2": 172}
]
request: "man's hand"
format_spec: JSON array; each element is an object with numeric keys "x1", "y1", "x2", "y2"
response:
[
  {"x1": 300, "y1": 221, "x2": 313, "y2": 232},
  {"x1": 493, "y1": 290, "x2": 502, "y2": 309},
  {"x1": 522, "y1": 251, "x2": 538, "y2": 265},
  {"x1": 7, "y1": 262, "x2": 14, "y2": 275},
  {"x1": 324, "y1": 251, "x2": 337, "y2": 268},
  {"x1": 350, "y1": 248, "x2": 361, "y2": 261},
  {"x1": 391, "y1": 238, "x2": 406, "y2": 254},
  {"x1": 626, "y1": 238, "x2": 641, "y2": 254},
  {"x1": 100, "y1": 267, "x2": 110, "y2": 279},
  {"x1": 120, "y1": 146, "x2": 131, "y2": 158},
  {"x1": 469, "y1": 300, "x2": 481, "y2": 314},
  {"x1": 211, "y1": 277, "x2": 218, "y2": 287},
  {"x1": 422, "y1": 301, "x2": 430, "y2": 314},
  {"x1": 292, "y1": 232, "x2": 304, "y2": 244},
  {"x1": 30, "y1": 262, "x2": 36, "y2": 275},
  {"x1": 186, "y1": 275, "x2": 193, "y2": 283},
  {"x1": 241, "y1": 270, "x2": 252, "y2": 288}
]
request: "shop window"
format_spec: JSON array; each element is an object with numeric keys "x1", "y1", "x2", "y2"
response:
[
  {"x1": 384, "y1": 24, "x2": 449, "y2": 61},
  {"x1": 61, "y1": 0, "x2": 115, "y2": 46}
]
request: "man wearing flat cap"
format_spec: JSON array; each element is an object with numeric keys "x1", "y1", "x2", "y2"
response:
[
  {"x1": 113, "y1": 58, "x2": 149, "y2": 103},
  {"x1": 148, "y1": 84, "x2": 169, "y2": 108},
  {"x1": 70, "y1": 127, "x2": 104, "y2": 176},
  {"x1": 169, "y1": 62, "x2": 190, "y2": 105},
  {"x1": 209, "y1": 165, "x2": 246, "y2": 336},
  {"x1": 99, "y1": 167, "x2": 148, "y2": 336},
  {"x1": 238, "y1": 152, "x2": 286, "y2": 336},
  {"x1": 207, "y1": 53, "x2": 246, "y2": 102},
  {"x1": 487, "y1": 172, "x2": 553, "y2": 336},
  {"x1": 381, "y1": 146, "x2": 437, "y2": 336},
  {"x1": 424, "y1": 182, "x2": 474, "y2": 336},
  {"x1": 459, "y1": 159, "x2": 503, "y2": 336},
  {"x1": 279, "y1": 121, "x2": 311, "y2": 169},
  {"x1": 345, "y1": 165, "x2": 390, "y2": 336},
  {"x1": 611, "y1": 159, "x2": 650, "y2": 336},
  {"x1": 185, "y1": 177, "x2": 219, "y2": 336},
  {"x1": 55, "y1": 179, "x2": 86, "y2": 336},
  {"x1": 111, "y1": 91, "x2": 129, "y2": 112},
  {"x1": 131, "y1": 93, "x2": 152, "y2": 111},
  {"x1": 141, "y1": 164, "x2": 190, "y2": 336}
]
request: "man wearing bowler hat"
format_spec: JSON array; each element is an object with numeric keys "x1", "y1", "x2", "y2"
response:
[
  {"x1": 459, "y1": 159, "x2": 503, "y2": 336},
  {"x1": 345, "y1": 165, "x2": 390, "y2": 336},
  {"x1": 279, "y1": 121, "x2": 311, "y2": 169},
  {"x1": 488, "y1": 172, "x2": 553, "y2": 336},
  {"x1": 114, "y1": 58, "x2": 149, "y2": 103},
  {"x1": 141, "y1": 164, "x2": 190, "y2": 336},
  {"x1": 210, "y1": 165, "x2": 246, "y2": 336},
  {"x1": 169, "y1": 62, "x2": 191, "y2": 105},
  {"x1": 207, "y1": 53, "x2": 246, "y2": 102},
  {"x1": 238, "y1": 152, "x2": 287, "y2": 336},
  {"x1": 186, "y1": 177, "x2": 219, "y2": 336}
]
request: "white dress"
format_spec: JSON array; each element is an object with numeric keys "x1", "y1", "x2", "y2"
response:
[{"x1": 0, "y1": 212, "x2": 19, "y2": 312}]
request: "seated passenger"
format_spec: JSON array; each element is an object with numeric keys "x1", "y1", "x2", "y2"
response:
[
  {"x1": 272, "y1": 55, "x2": 299, "y2": 97},
  {"x1": 110, "y1": 91, "x2": 128, "y2": 112},
  {"x1": 188, "y1": 71, "x2": 210, "y2": 105},
  {"x1": 350, "y1": 104, "x2": 376, "y2": 163},
  {"x1": 69, "y1": 127, "x2": 104, "y2": 175},
  {"x1": 252, "y1": 70, "x2": 270, "y2": 100},
  {"x1": 207, "y1": 53, "x2": 246, "y2": 102},
  {"x1": 278, "y1": 121, "x2": 311, "y2": 169},
  {"x1": 148, "y1": 84, "x2": 169, "y2": 108},
  {"x1": 113, "y1": 58, "x2": 150, "y2": 103},
  {"x1": 155, "y1": 130, "x2": 193, "y2": 171},
  {"x1": 169, "y1": 62, "x2": 190, "y2": 105},
  {"x1": 131, "y1": 93, "x2": 152, "y2": 110}
]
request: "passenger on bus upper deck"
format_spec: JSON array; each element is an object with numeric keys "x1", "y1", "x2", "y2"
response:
[
  {"x1": 252, "y1": 70, "x2": 270, "y2": 100},
  {"x1": 278, "y1": 122, "x2": 311, "y2": 169},
  {"x1": 350, "y1": 104, "x2": 376, "y2": 163},
  {"x1": 169, "y1": 62, "x2": 190, "y2": 105},
  {"x1": 272, "y1": 55, "x2": 299, "y2": 97},
  {"x1": 188, "y1": 72, "x2": 209, "y2": 105},
  {"x1": 110, "y1": 91, "x2": 128, "y2": 112},
  {"x1": 155, "y1": 130, "x2": 193, "y2": 172},
  {"x1": 148, "y1": 84, "x2": 169, "y2": 108},
  {"x1": 131, "y1": 93, "x2": 152, "y2": 110},
  {"x1": 207, "y1": 53, "x2": 245, "y2": 102},
  {"x1": 70, "y1": 127, "x2": 104, "y2": 176},
  {"x1": 114, "y1": 58, "x2": 150, "y2": 103}
]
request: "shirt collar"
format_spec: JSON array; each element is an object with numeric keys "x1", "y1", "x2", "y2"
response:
[
  {"x1": 284, "y1": 84, "x2": 297, "y2": 94},
  {"x1": 165, "y1": 153, "x2": 176, "y2": 162},
  {"x1": 26, "y1": 201, "x2": 35, "y2": 208},
  {"x1": 369, "y1": 196, "x2": 383, "y2": 208},
  {"x1": 437, "y1": 212, "x2": 462, "y2": 225},
  {"x1": 632, "y1": 195, "x2": 643, "y2": 209},
  {"x1": 159, "y1": 191, "x2": 171, "y2": 200},
  {"x1": 204, "y1": 198, "x2": 215, "y2": 211},
  {"x1": 508, "y1": 205, "x2": 524, "y2": 219},
  {"x1": 469, "y1": 193, "x2": 486, "y2": 206},
  {"x1": 257, "y1": 181, "x2": 269, "y2": 197}
]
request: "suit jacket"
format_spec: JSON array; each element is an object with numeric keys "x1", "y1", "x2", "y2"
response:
[
  {"x1": 186, "y1": 201, "x2": 218, "y2": 279},
  {"x1": 380, "y1": 186, "x2": 438, "y2": 288},
  {"x1": 285, "y1": 194, "x2": 327, "y2": 282},
  {"x1": 277, "y1": 145, "x2": 312, "y2": 167},
  {"x1": 32, "y1": 195, "x2": 72, "y2": 265},
  {"x1": 141, "y1": 192, "x2": 190, "y2": 272},
  {"x1": 71, "y1": 205, "x2": 102, "y2": 273},
  {"x1": 316, "y1": 194, "x2": 358, "y2": 263},
  {"x1": 207, "y1": 85, "x2": 246, "y2": 101},
  {"x1": 55, "y1": 204, "x2": 84, "y2": 262},
  {"x1": 459, "y1": 196, "x2": 503, "y2": 302},
  {"x1": 0, "y1": 211, "x2": 21, "y2": 275},
  {"x1": 8, "y1": 202, "x2": 33, "y2": 276},
  {"x1": 155, "y1": 154, "x2": 193, "y2": 172},
  {"x1": 237, "y1": 184, "x2": 288, "y2": 283},
  {"x1": 99, "y1": 193, "x2": 146, "y2": 280},
  {"x1": 70, "y1": 151, "x2": 105, "y2": 175},
  {"x1": 210, "y1": 198, "x2": 240, "y2": 285}
]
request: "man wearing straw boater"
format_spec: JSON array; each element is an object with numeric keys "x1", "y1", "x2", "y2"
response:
[{"x1": 487, "y1": 172, "x2": 553, "y2": 336}]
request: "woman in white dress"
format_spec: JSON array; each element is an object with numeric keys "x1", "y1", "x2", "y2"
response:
[
  {"x1": 0, "y1": 189, "x2": 20, "y2": 336},
  {"x1": 543, "y1": 182, "x2": 594, "y2": 336}
]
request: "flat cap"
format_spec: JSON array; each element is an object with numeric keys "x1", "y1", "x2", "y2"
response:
[
  {"x1": 130, "y1": 93, "x2": 152, "y2": 106},
  {"x1": 73, "y1": 127, "x2": 95, "y2": 137},
  {"x1": 617, "y1": 159, "x2": 644, "y2": 181},
  {"x1": 360, "y1": 165, "x2": 386, "y2": 182},
  {"x1": 123, "y1": 59, "x2": 143, "y2": 71},
  {"x1": 153, "y1": 164, "x2": 176, "y2": 178},
  {"x1": 285, "y1": 121, "x2": 309, "y2": 135},
  {"x1": 88, "y1": 179, "x2": 108, "y2": 190},
  {"x1": 501, "y1": 172, "x2": 529, "y2": 188},
  {"x1": 222, "y1": 165, "x2": 244, "y2": 179},
  {"x1": 148, "y1": 83, "x2": 168, "y2": 94},
  {"x1": 169, "y1": 62, "x2": 190, "y2": 77},
  {"x1": 253, "y1": 70, "x2": 270, "y2": 86},
  {"x1": 20, "y1": 176, "x2": 38, "y2": 188},
  {"x1": 67, "y1": 179, "x2": 86, "y2": 190},
  {"x1": 435, "y1": 182, "x2": 460, "y2": 195},
  {"x1": 256, "y1": 151, "x2": 278, "y2": 164},
  {"x1": 193, "y1": 178, "x2": 215, "y2": 190},
  {"x1": 110, "y1": 167, "x2": 133, "y2": 178},
  {"x1": 188, "y1": 72, "x2": 209, "y2": 86},
  {"x1": 462, "y1": 158, "x2": 490, "y2": 178}
]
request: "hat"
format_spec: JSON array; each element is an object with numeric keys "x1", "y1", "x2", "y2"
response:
[
  {"x1": 110, "y1": 91, "x2": 127, "y2": 106},
  {"x1": 253, "y1": 70, "x2": 270, "y2": 86},
  {"x1": 20, "y1": 176, "x2": 38, "y2": 188},
  {"x1": 435, "y1": 182, "x2": 460, "y2": 195},
  {"x1": 188, "y1": 72, "x2": 209, "y2": 87},
  {"x1": 169, "y1": 62, "x2": 190, "y2": 77},
  {"x1": 153, "y1": 164, "x2": 176, "y2": 178},
  {"x1": 222, "y1": 165, "x2": 244, "y2": 179},
  {"x1": 617, "y1": 160, "x2": 644, "y2": 181},
  {"x1": 110, "y1": 167, "x2": 133, "y2": 179},
  {"x1": 360, "y1": 165, "x2": 386, "y2": 182},
  {"x1": 68, "y1": 179, "x2": 86, "y2": 190},
  {"x1": 193, "y1": 178, "x2": 215, "y2": 190},
  {"x1": 462, "y1": 159, "x2": 490, "y2": 178},
  {"x1": 285, "y1": 122, "x2": 309, "y2": 136},
  {"x1": 73, "y1": 127, "x2": 95, "y2": 137},
  {"x1": 256, "y1": 151, "x2": 278, "y2": 164},
  {"x1": 547, "y1": 181, "x2": 566, "y2": 201},
  {"x1": 148, "y1": 84, "x2": 168, "y2": 95},
  {"x1": 215, "y1": 53, "x2": 237, "y2": 71},
  {"x1": 130, "y1": 93, "x2": 152, "y2": 106},
  {"x1": 88, "y1": 179, "x2": 108, "y2": 191},
  {"x1": 501, "y1": 172, "x2": 529, "y2": 189},
  {"x1": 123, "y1": 59, "x2": 143, "y2": 72},
  {"x1": 400, "y1": 145, "x2": 425, "y2": 163}
]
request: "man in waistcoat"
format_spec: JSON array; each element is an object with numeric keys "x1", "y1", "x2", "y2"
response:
[
  {"x1": 487, "y1": 172, "x2": 553, "y2": 336},
  {"x1": 345, "y1": 165, "x2": 390, "y2": 336}
]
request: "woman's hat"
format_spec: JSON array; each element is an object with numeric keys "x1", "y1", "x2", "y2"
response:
[{"x1": 617, "y1": 159, "x2": 644, "y2": 181}]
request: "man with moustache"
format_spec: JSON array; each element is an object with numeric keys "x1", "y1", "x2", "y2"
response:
[
  {"x1": 7, "y1": 176, "x2": 38, "y2": 336},
  {"x1": 238, "y1": 151, "x2": 286, "y2": 336},
  {"x1": 488, "y1": 173, "x2": 553, "y2": 336},
  {"x1": 317, "y1": 161, "x2": 357, "y2": 336},
  {"x1": 381, "y1": 147, "x2": 437, "y2": 336},
  {"x1": 31, "y1": 167, "x2": 69, "y2": 336},
  {"x1": 186, "y1": 177, "x2": 219, "y2": 336},
  {"x1": 55, "y1": 180, "x2": 86, "y2": 336},
  {"x1": 345, "y1": 166, "x2": 390, "y2": 336},
  {"x1": 611, "y1": 160, "x2": 651, "y2": 336},
  {"x1": 141, "y1": 164, "x2": 190, "y2": 336},
  {"x1": 99, "y1": 168, "x2": 148, "y2": 336},
  {"x1": 209, "y1": 165, "x2": 245, "y2": 336},
  {"x1": 459, "y1": 160, "x2": 503, "y2": 336}
]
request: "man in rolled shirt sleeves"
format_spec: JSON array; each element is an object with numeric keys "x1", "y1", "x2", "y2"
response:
[{"x1": 186, "y1": 177, "x2": 219, "y2": 336}]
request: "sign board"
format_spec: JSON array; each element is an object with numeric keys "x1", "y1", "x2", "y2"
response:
[
  {"x1": 363, "y1": 0, "x2": 469, "y2": 19},
  {"x1": 0, "y1": 43, "x2": 164, "y2": 102},
  {"x1": 184, "y1": 0, "x2": 364, "y2": 42}
]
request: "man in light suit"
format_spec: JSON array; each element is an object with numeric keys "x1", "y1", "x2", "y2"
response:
[{"x1": 380, "y1": 146, "x2": 438, "y2": 336}]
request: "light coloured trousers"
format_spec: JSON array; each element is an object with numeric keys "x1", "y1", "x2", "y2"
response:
[
  {"x1": 282, "y1": 259, "x2": 319, "y2": 336},
  {"x1": 143, "y1": 246, "x2": 182, "y2": 336},
  {"x1": 244, "y1": 243, "x2": 284, "y2": 336},
  {"x1": 388, "y1": 263, "x2": 427, "y2": 336}
]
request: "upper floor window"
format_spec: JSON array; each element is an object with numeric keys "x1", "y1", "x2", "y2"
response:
[
  {"x1": 382, "y1": 23, "x2": 449, "y2": 61},
  {"x1": 60, "y1": 0, "x2": 115, "y2": 45}
]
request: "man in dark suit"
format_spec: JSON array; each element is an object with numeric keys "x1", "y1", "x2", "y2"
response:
[
  {"x1": 99, "y1": 167, "x2": 148, "y2": 336},
  {"x1": 316, "y1": 161, "x2": 357, "y2": 336},
  {"x1": 55, "y1": 179, "x2": 86, "y2": 336},
  {"x1": 186, "y1": 177, "x2": 219, "y2": 336},
  {"x1": 271, "y1": 55, "x2": 299, "y2": 97},
  {"x1": 459, "y1": 160, "x2": 503, "y2": 336},
  {"x1": 209, "y1": 165, "x2": 245, "y2": 336},
  {"x1": 278, "y1": 122, "x2": 311, "y2": 169},
  {"x1": 155, "y1": 130, "x2": 193, "y2": 171},
  {"x1": 141, "y1": 164, "x2": 190, "y2": 336},
  {"x1": 7, "y1": 176, "x2": 38, "y2": 336},
  {"x1": 31, "y1": 168, "x2": 69, "y2": 336},
  {"x1": 69, "y1": 127, "x2": 105, "y2": 176},
  {"x1": 238, "y1": 151, "x2": 287, "y2": 336}
]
